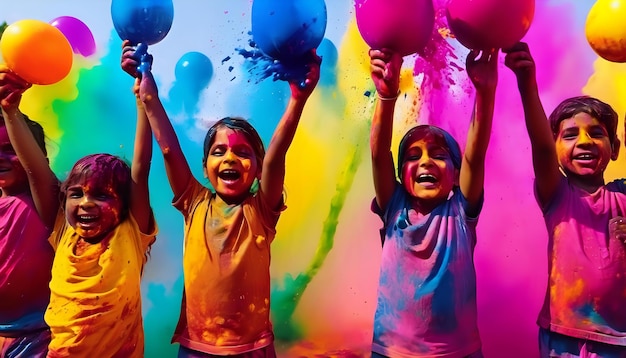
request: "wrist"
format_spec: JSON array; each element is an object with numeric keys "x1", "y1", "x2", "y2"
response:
[{"x1": 377, "y1": 90, "x2": 400, "y2": 101}]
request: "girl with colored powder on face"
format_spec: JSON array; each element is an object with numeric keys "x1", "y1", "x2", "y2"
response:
[
  {"x1": 0, "y1": 67, "x2": 56, "y2": 358},
  {"x1": 127, "y1": 40, "x2": 320, "y2": 356},
  {"x1": 505, "y1": 42, "x2": 626, "y2": 358},
  {"x1": 35, "y1": 43, "x2": 157, "y2": 357},
  {"x1": 368, "y1": 46, "x2": 498, "y2": 358}
]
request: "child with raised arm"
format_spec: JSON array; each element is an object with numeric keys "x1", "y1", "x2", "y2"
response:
[
  {"x1": 505, "y1": 42, "x2": 626, "y2": 357},
  {"x1": 130, "y1": 43, "x2": 320, "y2": 356},
  {"x1": 0, "y1": 67, "x2": 56, "y2": 358},
  {"x1": 368, "y1": 47, "x2": 498, "y2": 357},
  {"x1": 39, "y1": 43, "x2": 157, "y2": 357}
]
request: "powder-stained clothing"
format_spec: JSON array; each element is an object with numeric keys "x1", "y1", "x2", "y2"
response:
[
  {"x1": 371, "y1": 185, "x2": 482, "y2": 358},
  {"x1": 45, "y1": 210, "x2": 156, "y2": 358},
  {"x1": 537, "y1": 177, "x2": 626, "y2": 346},
  {"x1": 171, "y1": 180, "x2": 282, "y2": 355},
  {"x1": 0, "y1": 193, "x2": 54, "y2": 355}
]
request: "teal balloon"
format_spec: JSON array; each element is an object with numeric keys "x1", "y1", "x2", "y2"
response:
[
  {"x1": 251, "y1": 0, "x2": 327, "y2": 60},
  {"x1": 111, "y1": 0, "x2": 174, "y2": 45},
  {"x1": 175, "y1": 52, "x2": 213, "y2": 91}
]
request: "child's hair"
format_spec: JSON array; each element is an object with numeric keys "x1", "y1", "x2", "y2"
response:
[
  {"x1": 397, "y1": 125, "x2": 462, "y2": 180},
  {"x1": 202, "y1": 117, "x2": 266, "y2": 167},
  {"x1": 61, "y1": 154, "x2": 132, "y2": 220},
  {"x1": 0, "y1": 112, "x2": 47, "y2": 157},
  {"x1": 548, "y1": 96, "x2": 618, "y2": 145}
]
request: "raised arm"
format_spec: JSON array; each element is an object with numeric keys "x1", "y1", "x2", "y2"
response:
[
  {"x1": 504, "y1": 42, "x2": 561, "y2": 205},
  {"x1": 122, "y1": 42, "x2": 195, "y2": 200},
  {"x1": 121, "y1": 42, "x2": 154, "y2": 233},
  {"x1": 0, "y1": 66, "x2": 59, "y2": 227},
  {"x1": 260, "y1": 51, "x2": 321, "y2": 210},
  {"x1": 369, "y1": 49, "x2": 403, "y2": 211},
  {"x1": 459, "y1": 49, "x2": 498, "y2": 215}
]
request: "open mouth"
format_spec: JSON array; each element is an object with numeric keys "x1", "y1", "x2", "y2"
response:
[
  {"x1": 219, "y1": 169, "x2": 241, "y2": 182},
  {"x1": 77, "y1": 215, "x2": 98, "y2": 225},
  {"x1": 416, "y1": 173, "x2": 438, "y2": 184}
]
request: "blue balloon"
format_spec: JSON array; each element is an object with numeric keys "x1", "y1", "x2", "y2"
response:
[
  {"x1": 251, "y1": 0, "x2": 327, "y2": 60},
  {"x1": 175, "y1": 52, "x2": 213, "y2": 91},
  {"x1": 111, "y1": 0, "x2": 174, "y2": 45}
]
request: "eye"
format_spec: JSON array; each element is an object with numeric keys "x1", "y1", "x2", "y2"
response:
[
  {"x1": 67, "y1": 189, "x2": 83, "y2": 199},
  {"x1": 211, "y1": 147, "x2": 225, "y2": 157}
]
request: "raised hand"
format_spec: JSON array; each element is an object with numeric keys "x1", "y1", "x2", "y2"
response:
[
  {"x1": 466, "y1": 48, "x2": 499, "y2": 95},
  {"x1": 0, "y1": 66, "x2": 31, "y2": 110},
  {"x1": 504, "y1": 42, "x2": 536, "y2": 90},
  {"x1": 369, "y1": 48, "x2": 403, "y2": 99},
  {"x1": 290, "y1": 49, "x2": 322, "y2": 101}
]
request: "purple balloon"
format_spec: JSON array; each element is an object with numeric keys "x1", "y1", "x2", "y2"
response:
[{"x1": 50, "y1": 16, "x2": 96, "y2": 57}]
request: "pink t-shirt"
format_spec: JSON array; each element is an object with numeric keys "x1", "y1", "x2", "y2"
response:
[
  {"x1": 537, "y1": 177, "x2": 626, "y2": 345},
  {"x1": 0, "y1": 193, "x2": 54, "y2": 334}
]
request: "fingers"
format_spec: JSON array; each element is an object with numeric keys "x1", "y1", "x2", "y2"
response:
[{"x1": 610, "y1": 216, "x2": 626, "y2": 244}]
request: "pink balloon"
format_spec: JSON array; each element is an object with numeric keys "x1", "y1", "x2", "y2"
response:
[
  {"x1": 446, "y1": 0, "x2": 535, "y2": 50},
  {"x1": 50, "y1": 16, "x2": 96, "y2": 57},
  {"x1": 355, "y1": 0, "x2": 435, "y2": 56}
]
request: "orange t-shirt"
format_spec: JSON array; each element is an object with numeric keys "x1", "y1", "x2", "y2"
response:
[{"x1": 171, "y1": 180, "x2": 283, "y2": 355}]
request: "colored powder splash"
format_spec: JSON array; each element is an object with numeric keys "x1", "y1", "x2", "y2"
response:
[{"x1": 237, "y1": 34, "x2": 316, "y2": 88}]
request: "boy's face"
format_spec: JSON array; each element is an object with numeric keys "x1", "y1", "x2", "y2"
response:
[
  {"x1": 555, "y1": 112, "x2": 618, "y2": 181},
  {"x1": 400, "y1": 137, "x2": 458, "y2": 208},
  {"x1": 0, "y1": 125, "x2": 28, "y2": 195},
  {"x1": 64, "y1": 177, "x2": 123, "y2": 241},
  {"x1": 204, "y1": 128, "x2": 260, "y2": 204}
]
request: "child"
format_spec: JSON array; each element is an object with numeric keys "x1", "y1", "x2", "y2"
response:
[
  {"x1": 505, "y1": 42, "x2": 626, "y2": 357},
  {"x1": 0, "y1": 67, "x2": 56, "y2": 357},
  {"x1": 368, "y1": 47, "x2": 498, "y2": 357},
  {"x1": 131, "y1": 43, "x2": 320, "y2": 356},
  {"x1": 40, "y1": 44, "x2": 157, "y2": 357}
]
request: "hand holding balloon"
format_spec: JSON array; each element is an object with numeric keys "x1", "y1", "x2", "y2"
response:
[
  {"x1": 465, "y1": 48, "x2": 499, "y2": 95},
  {"x1": 121, "y1": 41, "x2": 153, "y2": 79},
  {"x1": 288, "y1": 50, "x2": 321, "y2": 100},
  {"x1": 369, "y1": 49, "x2": 403, "y2": 99},
  {"x1": 503, "y1": 42, "x2": 537, "y2": 91},
  {"x1": 0, "y1": 65, "x2": 32, "y2": 109}
]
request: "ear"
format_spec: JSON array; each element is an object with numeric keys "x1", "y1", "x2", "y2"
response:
[
  {"x1": 612, "y1": 137, "x2": 621, "y2": 161},
  {"x1": 203, "y1": 167, "x2": 208, "y2": 178}
]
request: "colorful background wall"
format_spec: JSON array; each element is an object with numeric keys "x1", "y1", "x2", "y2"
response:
[{"x1": 3, "y1": 1, "x2": 625, "y2": 357}]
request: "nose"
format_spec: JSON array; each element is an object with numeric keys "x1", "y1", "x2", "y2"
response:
[
  {"x1": 223, "y1": 150, "x2": 236, "y2": 163},
  {"x1": 79, "y1": 196, "x2": 96, "y2": 208},
  {"x1": 577, "y1": 131, "x2": 593, "y2": 146},
  {"x1": 419, "y1": 154, "x2": 434, "y2": 167}
]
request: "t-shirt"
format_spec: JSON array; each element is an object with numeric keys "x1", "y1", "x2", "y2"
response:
[
  {"x1": 0, "y1": 193, "x2": 54, "y2": 335},
  {"x1": 45, "y1": 210, "x2": 156, "y2": 357},
  {"x1": 371, "y1": 185, "x2": 482, "y2": 358},
  {"x1": 537, "y1": 177, "x2": 626, "y2": 345},
  {"x1": 171, "y1": 180, "x2": 282, "y2": 355}
]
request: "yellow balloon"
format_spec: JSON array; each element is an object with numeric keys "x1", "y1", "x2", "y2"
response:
[
  {"x1": 586, "y1": 0, "x2": 626, "y2": 63},
  {"x1": 0, "y1": 19, "x2": 73, "y2": 85}
]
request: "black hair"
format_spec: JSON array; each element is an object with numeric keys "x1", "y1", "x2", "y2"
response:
[
  {"x1": 202, "y1": 117, "x2": 265, "y2": 167},
  {"x1": 397, "y1": 125, "x2": 462, "y2": 180},
  {"x1": 548, "y1": 96, "x2": 618, "y2": 145}
]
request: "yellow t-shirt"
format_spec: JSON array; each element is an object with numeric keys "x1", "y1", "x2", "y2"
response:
[
  {"x1": 172, "y1": 180, "x2": 283, "y2": 355},
  {"x1": 45, "y1": 210, "x2": 156, "y2": 358}
]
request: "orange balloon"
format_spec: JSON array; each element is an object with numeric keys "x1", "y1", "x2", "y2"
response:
[
  {"x1": 586, "y1": 0, "x2": 626, "y2": 63},
  {"x1": 0, "y1": 19, "x2": 73, "y2": 85},
  {"x1": 446, "y1": 0, "x2": 535, "y2": 50}
]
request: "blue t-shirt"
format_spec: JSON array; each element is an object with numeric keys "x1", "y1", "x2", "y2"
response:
[{"x1": 371, "y1": 185, "x2": 482, "y2": 358}]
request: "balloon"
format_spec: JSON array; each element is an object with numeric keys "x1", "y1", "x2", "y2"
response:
[
  {"x1": 446, "y1": 0, "x2": 535, "y2": 50},
  {"x1": 0, "y1": 19, "x2": 73, "y2": 85},
  {"x1": 585, "y1": 0, "x2": 626, "y2": 63},
  {"x1": 251, "y1": 0, "x2": 327, "y2": 60},
  {"x1": 175, "y1": 51, "x2": 213, "y2": 91},
  {"x1": 111, "y1": 0, "x2": 174, "y2": 45},
  {"x1": 355, "y1": 0, "x2": 435, "y2": 56},
  {"x1": 50, "y1": 16, "x2": 96, "y2": 57}
]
